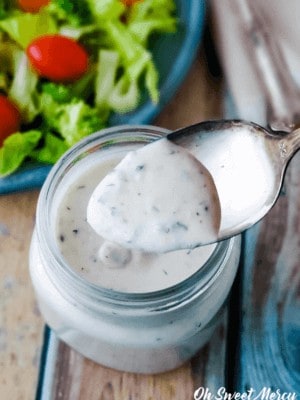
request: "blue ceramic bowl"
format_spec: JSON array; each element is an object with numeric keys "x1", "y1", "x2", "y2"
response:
[{"x1": 0, "y1": 0, "x2": 206, "y2": 194}]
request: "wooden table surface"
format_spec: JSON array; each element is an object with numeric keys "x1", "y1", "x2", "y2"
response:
[{"x1": 1, "y1": 41, "x2": 299, "y2": 399}]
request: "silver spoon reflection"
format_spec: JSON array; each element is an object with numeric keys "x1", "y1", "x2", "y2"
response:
[{"x1": 167, "y1": 119, "x2": 300, "y2": 241}]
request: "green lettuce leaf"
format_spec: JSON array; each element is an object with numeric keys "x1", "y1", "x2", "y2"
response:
[
  {"x1": 87, "y1": 0, "x2": 159, "y2": 102},
  {"x1": 55, "y1": 101, "x2": 105, "y2": 146},
  {"x1": 108, "y1": 75, "x2": 140, "y2": 113},
  {"x1": 40, "y1": 92, "x2": 105, "y2": 146},
  {"x1": 9, "y1": 51, "x2": 40, "y2": 122},
  {"x1": 0, "y1": 11, "x2": 57, "y2": 48},
  {"x1": 87, "y1": 0, "x2": 125, "y2": 21},
  {"x1": 41, "y1": 82, "x2": 73, "y2": 103},
  {"x1": 31, "y1": 132, "x2": 68, "y2": 164},
  {"x1": 101, "y1": 20, "x2": 158, "y2": 103},
  {"x1": 0, "y1": 72, "x2": 7, "y2": 90},
  {"x1": 127, "y1": 0, "x2": 177, "y2": 45},
  {"x1": 45, "y1": 0, "x2": 93, "y2": 27},
  {"x1": 95, "y1": 49, "x2": 144, "y2": 114},
  {"x1": 0, "y1": 130, "x2": 42, "y2": 176},
  {"x1": 0, "y1": 0, "x2": 15, "y2": 21},
  {"x1": 94, "y1": 49, "x2": 119, "y2": 111}
]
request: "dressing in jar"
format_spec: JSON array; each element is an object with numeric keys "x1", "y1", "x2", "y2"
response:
[{"x1": 29, "y1": 125, "x2": 241, "y2": 373}]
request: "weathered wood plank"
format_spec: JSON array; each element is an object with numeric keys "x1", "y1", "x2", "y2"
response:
[
  {"x1": 236, "y1": 152, "x2": 300, "y2": 393},
  {"x1": 0, "y1": 190, "x2": 44, "y2": 400}
]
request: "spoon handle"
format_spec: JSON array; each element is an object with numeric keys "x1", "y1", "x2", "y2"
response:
[
  {"x1": 282, "y1": 126, "x2": 300, "y2": 160},
  {"x1": 232, "y1": 0, "x2": 300, "y2": 132}
]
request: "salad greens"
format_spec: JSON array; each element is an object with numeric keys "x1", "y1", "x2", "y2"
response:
[
  {"x1": 0, "y1": 0, "x2": 177, "y2": 176},
  {"x1": 0, "y1": 11, "x2": 57, "y2": 48}
]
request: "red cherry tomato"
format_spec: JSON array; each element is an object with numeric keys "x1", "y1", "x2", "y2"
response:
[
  {"x1": 26, "y1": 35, "x2": 89, "y2": 83},
  {"x1": 0, "y1": 95, "x2": 21, "y2": 146},
  {"x1": 121, "y1": 0, "x2": 142, "y2": 6},
  {"x1": 18, "y1": 0, "x2": 50, "y2": 13}
]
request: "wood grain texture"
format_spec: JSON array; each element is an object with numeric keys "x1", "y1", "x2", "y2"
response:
[
  {"x1": 0, "y1": 190, "x2": 44, "y2": 400},
  {"x1": 236, "y1": 152, "x2": 300, "y2": 393}
]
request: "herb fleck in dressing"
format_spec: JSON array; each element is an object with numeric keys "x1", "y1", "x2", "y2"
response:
[
  {"x1": 87, "y1": 138, "x2": 221, "y2": 254},
  {"x1": 55, "y1": 150, "x2": 217, "y2": 293}
]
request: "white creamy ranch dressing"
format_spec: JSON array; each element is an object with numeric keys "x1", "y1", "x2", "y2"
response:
[
  {"x1": 87, "y1": 138, "x2": 221, "y2": 253},
  {"x1": 31, "y1": 128, "x2": 242, "y2": 374},
  {"x1": 55, "y1": 147, "x2": 218, "y2": 293}
]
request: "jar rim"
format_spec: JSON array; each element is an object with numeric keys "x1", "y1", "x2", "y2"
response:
[{"x1": 36, "y1": 125, "x2": 234, "y2": 311}]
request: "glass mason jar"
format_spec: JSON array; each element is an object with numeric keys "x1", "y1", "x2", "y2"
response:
[{"x1": 29, "y1": 125, "x2": 241, "y2": 374}]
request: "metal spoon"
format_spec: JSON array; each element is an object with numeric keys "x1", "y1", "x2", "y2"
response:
[{"x1": 167, "y1": 119, "x2": 300, "y2": 241}]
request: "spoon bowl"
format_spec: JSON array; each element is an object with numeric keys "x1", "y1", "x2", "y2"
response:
[{"x1": 167, "y1": 120, "x2": 300, "y2": 241}]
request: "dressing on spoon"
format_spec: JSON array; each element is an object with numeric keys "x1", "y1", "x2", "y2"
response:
[
  {"x1": 88, "y1": 119, "x2": 300, "y2": 250},
  {"x1": 167, "y1": 119, "x2": 300, "y2": 239},
  {"x1": 87, "y1": 138, "x2": 221, "y2": 253}
]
